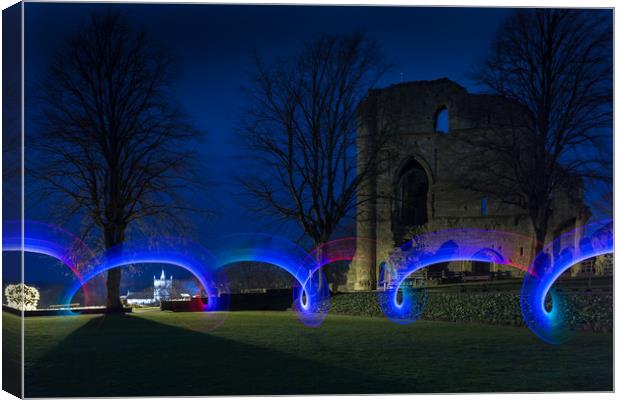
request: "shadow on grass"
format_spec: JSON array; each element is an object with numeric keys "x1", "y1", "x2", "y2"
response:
[
  {"x1": 3, "y1": 312, "x2": 22, "y2": 398},
  {"x1": 26, "y1": 313, "x2": 405, "y2": 397}
]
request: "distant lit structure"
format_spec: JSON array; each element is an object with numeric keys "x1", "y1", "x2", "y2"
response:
[
  {"x1": 154, "y1": 269, "x2": 173, "y2": 301},
  {"x1": 121, "y1": 269, "x2": 173, "y2": 306}
]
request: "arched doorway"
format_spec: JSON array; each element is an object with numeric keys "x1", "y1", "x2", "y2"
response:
[{"x1": 396, "y1": 158, "x2": 429, "y2": 227}]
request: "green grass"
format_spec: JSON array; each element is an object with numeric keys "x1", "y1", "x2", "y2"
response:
[
  {"x1": 7, "y1": 310, "x2": 612, "y2": 397},
  {"x1": 3, "y1": 311, "x2": 22, "y2": 397}
]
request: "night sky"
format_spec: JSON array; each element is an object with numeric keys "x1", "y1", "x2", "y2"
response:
[
  {"x1": 19, "y1": 4, "x2": 609, "y2": 288},
  {"x1": 24, "y1": 3, "x2": 511, "y2": 236}
]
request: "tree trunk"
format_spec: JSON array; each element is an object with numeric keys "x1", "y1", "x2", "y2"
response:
[
  {"x1": 104, "y1": 224, "x2": 126, "y2": 312},
  {"x1": 313, "y1": 243, "x2": 326, "y2": 292},
  {"x1": 533, "y1": 222, "x2": 549, "y2": 274},
  {"x1": 530, "y1": 202, "x2": 550, "y2": 262},
  {"x1": 534, "y1": 226, "x2": 546, "y2": 255},
  {"x1": 106, "y1": 268, "x2": 123, "y2": 312}
]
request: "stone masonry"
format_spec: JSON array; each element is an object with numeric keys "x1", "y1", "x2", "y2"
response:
[{"x1": 348, "y1": 79, "x2": 592, "y2": 291}]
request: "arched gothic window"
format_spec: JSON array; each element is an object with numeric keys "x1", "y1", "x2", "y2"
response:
[{"x1": 396, "y1": 159, "x2": 429, "y2": 226}]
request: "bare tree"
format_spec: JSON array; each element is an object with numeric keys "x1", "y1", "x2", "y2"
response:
[
  {"x1": 240, "y1": 31, "x2": 389, "y2": 267},
  {"x1": 32, "y1": 12, "x2": 204, "y2": 311},
  {"x1": 459, "y1": 9, "x2": 612, "y2": 252}
]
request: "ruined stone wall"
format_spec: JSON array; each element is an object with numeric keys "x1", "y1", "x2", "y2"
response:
[{"x1": 348, "y1": 79, "x2": 590, "y2": 290}]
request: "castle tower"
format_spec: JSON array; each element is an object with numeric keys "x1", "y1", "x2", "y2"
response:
[
  {"x1": 153, "y1": 269, "x2": 173, "y2": 302},
  {"x1": 348, "y1": 78, "x2": 589, "y2": 291}
]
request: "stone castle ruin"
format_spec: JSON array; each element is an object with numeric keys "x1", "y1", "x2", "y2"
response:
[{"x1": 347, "y1": 78, "x2": 602, "y2": 291}]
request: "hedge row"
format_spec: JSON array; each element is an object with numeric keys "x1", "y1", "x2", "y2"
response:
[{"x1": 328, "y1": 291, "x2": 612, "y2": 332}]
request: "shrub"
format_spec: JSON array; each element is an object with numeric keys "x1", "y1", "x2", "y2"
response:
[{"x1": 329, "y1": 291, "x2": 612, "y2": 332}]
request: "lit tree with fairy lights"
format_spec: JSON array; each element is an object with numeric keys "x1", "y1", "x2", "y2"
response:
[{"x1": 4, "y1": 284, "x2": 40, "y2": 311}]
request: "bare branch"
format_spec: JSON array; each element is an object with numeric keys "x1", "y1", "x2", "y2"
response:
[
  {"x1": 238, "y1": 31, "x2": 390, "y2": 247},
  {"x1": 458, "y1": 9, "x2": 611, "y2": 249}
]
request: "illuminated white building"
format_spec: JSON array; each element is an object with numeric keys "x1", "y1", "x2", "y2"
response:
[
  {"x1": 154, "y1": 269, "x2": 173, "y2": 302},
  {"x1": 122, "y1": 269, "x2": 173, "y2": 306}
]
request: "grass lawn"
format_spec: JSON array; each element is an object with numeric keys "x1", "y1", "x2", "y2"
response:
[
  {"x1": 3, "y1": 311, "x2": 22, "y2": 397},
  {"x1": 7, "y1": 310, "x2": 612, "y2": 396}
]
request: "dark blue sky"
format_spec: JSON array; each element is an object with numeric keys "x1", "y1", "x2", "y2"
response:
[{"x1": 24, "y1": 4, "x2": 512, "y2": 244}]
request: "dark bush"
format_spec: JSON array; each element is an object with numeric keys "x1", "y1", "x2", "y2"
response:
[{"x1": 329, "y1": 291, "x2": 612, "y2": 332}]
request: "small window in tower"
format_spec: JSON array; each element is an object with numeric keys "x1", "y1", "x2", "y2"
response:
[
  {"x1": 434, "y1": 106, "x2": 449, "y2": 133},
  {"x1": 520, "y1": 247, "x2": 524, "y2": 257},
  {"x1": 481, "y1": 196, "x2": 488, "y2": 216}
]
